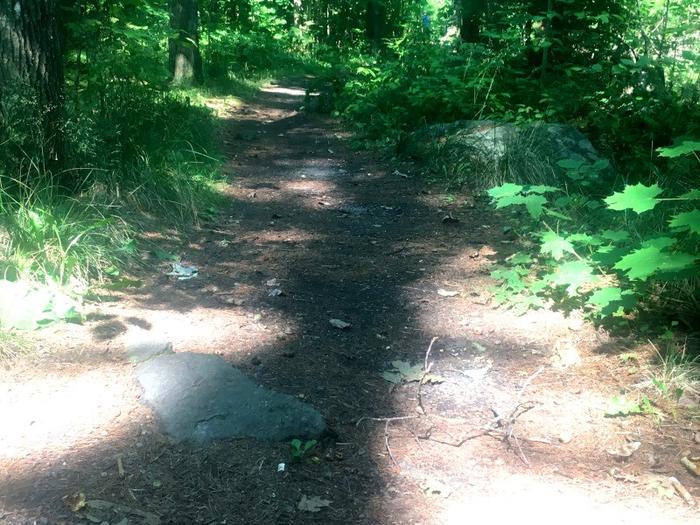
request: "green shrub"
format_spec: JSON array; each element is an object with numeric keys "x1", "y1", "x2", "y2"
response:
[{"x1": 487, "y1": 140, "x2": 700, "y2": 330}]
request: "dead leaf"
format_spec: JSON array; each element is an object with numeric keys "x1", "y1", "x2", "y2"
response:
[
  {"x1": 62, "y1": 492, "x2": 86, "y2": 512},
  {"x1": 266, "y1": 278, "x2": 280, "y2": 287},
  {"x1": 437, "y1": 288, "x2": 459, "y2": 297},
  {"x1": 382, "y1": 360, "x2": 445, "y2": 384},
  {"x1": 329, "y1": 319, "x2": 351, "y2": 329},
  {"x1": 268, "y1": 288, "x2": 285, "y2": 297},
  {"x1": 607, "y1": 441, "x2": 641, "y2": 458},
  {"x1": 442, "y1": 213, "x2": 460, "y2": 224},
  {"x1": 298, "y1": 495, "x2": 331, "y2": 512}
]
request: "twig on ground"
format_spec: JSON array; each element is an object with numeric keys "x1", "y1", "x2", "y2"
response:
[
  {"x1": 356, "y1": 415, "x2": 421, "y2": 470},
  {"x1": 424, "y1": 337, "x2": 438, "y2": 371},
  {"x1": 417, "y1": 337, "x2": 438, "y2": 415},
  {"x1": 355, "y1": 415, "x2": 419, "y2": 427},
  {"x1": 384, "y1": 420, "x2": 399, "y2": 468}
]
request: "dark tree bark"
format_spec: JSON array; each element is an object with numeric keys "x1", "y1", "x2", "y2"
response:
[
  {"x1": 459, "y1": 0, "x2": 486, "y2": 43},
  {"x1": 365, "y1": 0, "x2": 384, "y2": 51},
  {"x1": 0, "y1": 0, "x2": 65, "y2": 167},
  {"x1": 169, "y1": 0, "x2": 203, "y2": 85}
]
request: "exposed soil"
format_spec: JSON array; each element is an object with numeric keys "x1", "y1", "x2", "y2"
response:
[{"x1": 1, "y1": 80, "x2": 699, "y2": 525}]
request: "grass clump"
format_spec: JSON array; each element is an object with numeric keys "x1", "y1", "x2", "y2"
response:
[{"x1": 0, "y1": 84, "x2": 224, "y2": 336}]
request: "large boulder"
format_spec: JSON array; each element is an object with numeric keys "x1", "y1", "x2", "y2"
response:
[{"x1": 403, "y1": 120, "x2": 611, "y2": 192}]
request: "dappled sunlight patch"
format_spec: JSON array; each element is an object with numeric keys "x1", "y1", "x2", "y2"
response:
[
  {"x1": 260, "y1": 86, "x2": 306, "y2": 97},
  {"x1": 236, "y1": 227, "x2": 325, "y2": 244},
  {"x1": 204, "y1": 96, "x2": 243, "y2": 118},
  {"x1": 112, "y1": 306, "x2": 296, "y2": 358},
  {"x1": 0, "y1": 368, "x2": 137, "y2": 459},
  {"x1": 442, "y1": 474, "x2": 683, "y2": 525},
  {"x1": 279, "y1": 179, "x2": 337, "y2": 196}
]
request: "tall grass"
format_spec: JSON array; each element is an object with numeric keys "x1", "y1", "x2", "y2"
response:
[{"x1": 0, "y1": 84, "x2": 223, "y2": 289}]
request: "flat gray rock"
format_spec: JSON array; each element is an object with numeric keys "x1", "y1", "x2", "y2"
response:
[
  {"x1": 134, "y1": 352, "x2": 326, "y2": 443},
  {"x1": 126, "y1": 337, "x2": 174, "y2": 364}
]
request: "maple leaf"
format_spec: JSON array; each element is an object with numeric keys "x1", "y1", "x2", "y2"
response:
[
  {"x1": 587, "y1": 287, "x2": 637, "y2": 316},
  {"x1": 669, "y1": 209, "x2": 700, "y2": 235},
  {"x1": 524, "y1": 194, "x2": 548, "y2": 219},
  {"x1": 613, "y1": 246, "x2": 696, "y2": 281},
  {"x1": 656, "y1": 140, "x2": 700, "y2": 158},
  {"x1": 679, "y1": 189, "x2": 700, "y2": 200},
  {"x1": 604, "y1": 183, "x2": 663, "y2": 214},
  {"x1": 544, "y1": 260, "x2": 597, "y2": 296},
  {"x1": 487, "y1": 183, "x2": 523, "y2": 199},
  {"x1": 540, "y1": 231, "x2": 575, "y2": 260}
]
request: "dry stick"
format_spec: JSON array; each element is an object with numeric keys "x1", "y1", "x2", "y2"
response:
[
  {"x1": 423, "y1": 368, "x2": 546, "y2": 457},
  {"x1": 417, "y1": 337, "x2": 439, "y2": 415},
  {"x1": 384, "y1": 419, "x2": 399, "y2": 468},
  {"x1": 500, "y1": 366, "x2": 545, "y2": 465},
  {"x1": 355, "y1": 416, "x2": 421, "y2": 470},
  {"x1": 355, "y1": 415, "x2": 419, "y2": 427}
]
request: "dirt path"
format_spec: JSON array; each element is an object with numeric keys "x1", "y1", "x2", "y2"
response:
[{"x1": 1, "y1": 81, "x2": 699, "y2": 524}]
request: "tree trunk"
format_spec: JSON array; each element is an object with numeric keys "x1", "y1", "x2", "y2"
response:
[
  {"x1": 0, "y1": 0, "x2": 65, "y2": 168},
  {"x1": 459, "y1": 0, "x2": 485, "y2": 43},
  {"x1": 365, "y1": 0, "x2": 384, "y2": 51},
  {"x1": 169, "y1": 0, "x2": 203, "y2": 86}
]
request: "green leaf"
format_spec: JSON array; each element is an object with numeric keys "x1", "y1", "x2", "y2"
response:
[
  {"x1": 488, "y1": 183, "x2": 523, "y2": 200},
  {"x1": 592, "y1": 159, "x2": 610, "y2": 171},
  {"x1": 524, "y1": 194, "x2": 547, "y2": 219},
  {"x1": 587, "y1": 287, "x2": 637, "y2": 316},
  {"x1": 669, "y1": 209, "x2": 700, "y2": 234},
  {"x1": 383, "y1": 360, "x2": 444, "y2": 384},
  {"x1": 545, "y1": 260, "x2": 596, "y2": 296},
  {"x1": 540, "y1": 231, "x2": 575, "y2": 260},
  {"x1": 526, "y1": 185, "x2": 560, "y2": 194},
  {"x1": 604, "y1": 183, "x2": 663, "y2": 214},
  {"x1": 543, "y1": 208, "x2": 572, "y2": 221},
  {"x1": 601, "y1": 230, "x2": 630, "y2": 242},
  {"x1": 613, "y1": 246, "x2": 696, "y2": 281},
  {"x1": 494, "y1": 194, "x2": 526, "y2": 208},
  {"x1": 557, "y1": 159, "x2": 585, "y2": 170},
  {"x1": 605, "y1": 395, "x2": 642, "y2": 417},
  {"x1": 491, "y1": 267, "x2": 526, "y2": 291},
  {"x1": 679, "y1": 189, "x2": 700, "y2": 200},
  {"x1": 507, "y1": 252, "x2": 533, "y2": 265},
  {"x1": 567, "y1": 233, "x2": 601, "y2": 246},
  {"x1": 509, "y1": 294, "x2": 545, "y2": 315},
  {"x1": 641, "y1": 236, "x2": 676, "y2": 250},
  {"x1": 656, "y1": 140, "x2": 700, "y2": 158}
]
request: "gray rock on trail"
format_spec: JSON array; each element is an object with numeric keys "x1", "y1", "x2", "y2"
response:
[
  {"x1": 126, "y1": 337, "x2": 174, "y2": 364},
  {"x1": 134, "y1": 352, "x2": 326, "y2": 443}
]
